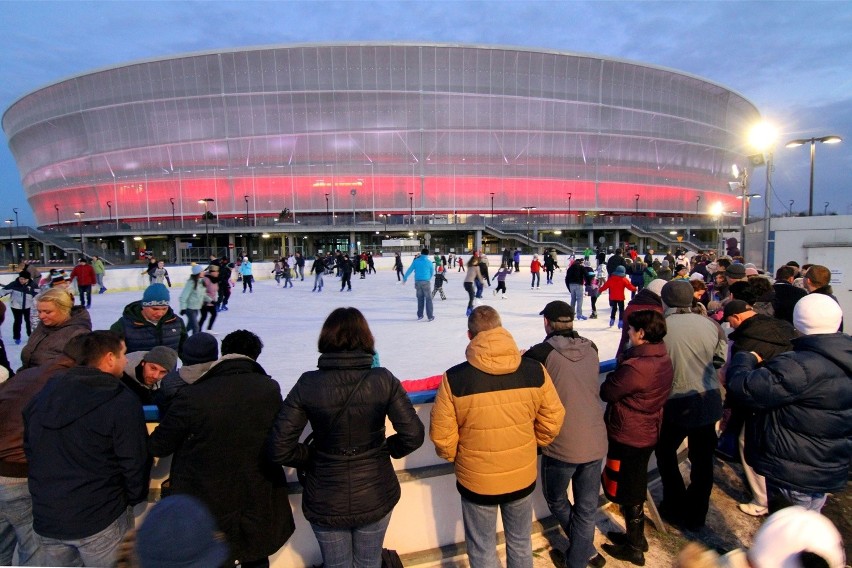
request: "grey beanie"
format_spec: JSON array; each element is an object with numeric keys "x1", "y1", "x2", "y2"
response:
[
  {"x1": 143, "y1": 346, "x2": 179, "y2": 371},
  {"x1": 660, "y1": 280, "x2": 694, "y2": 309}
]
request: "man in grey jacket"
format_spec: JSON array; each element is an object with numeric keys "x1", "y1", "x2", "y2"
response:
[
  {"x1": 524, "y1": 301, "x2": 607, "y2": 568},
  {"x1": 655, "y1": 281, "x2": 726, "y2": 530}
]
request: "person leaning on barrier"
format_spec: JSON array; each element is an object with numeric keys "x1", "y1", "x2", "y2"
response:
[
  {"x1": 110, "y1": 283, "x2": 186, "y2": 355},
  {"x1": 431, "y1": 305, "x2": 565, "y2": 568},
  {"x1": 19, "y1": 287, "x2": 92, "y2": 371}
]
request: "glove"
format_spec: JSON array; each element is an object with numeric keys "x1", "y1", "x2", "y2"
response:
[{"x1": 180, "y1": 309, "x2": 186, "y2": 315}]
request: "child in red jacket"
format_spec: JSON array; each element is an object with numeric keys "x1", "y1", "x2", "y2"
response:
[{"x1": 598, "y1": 265, "x2": 637, "y2": 328}]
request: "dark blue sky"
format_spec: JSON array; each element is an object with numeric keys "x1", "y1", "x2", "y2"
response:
[{"x1": 2, "y1": 0, "x2": 850, "y2": 225}]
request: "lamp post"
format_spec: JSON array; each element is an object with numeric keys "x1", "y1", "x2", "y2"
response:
[
  {"x1": 788, "y1": 200, "x2": 795, "y2": 216},
  {"x1": 634, "y1": 194, "x2": 640, "y2": 214},
  {"x1": 244, "y1": 195, "x2": 251, "y2": 257},
  {"x1": 522, "y1": 206, "x2": 536, "y2": 250},
  {"x1": 244, "y1": 195, "x2": 250, "y2": 227},
  {"x1": 74, "y1": 211, "x2": 85, "y2": 258},
  {"x1": 324, "y1": 193, "x2": 330, "y2": 225},
  {"x1": 107, "y1": 200, "x2": 114, "y2": 225},
  {"x1": 785, "y1": 135, "x2": 843, "y2": 216},
  {"x1": 350, "y1": 189, "x2": 357, "y2": 226},
  {"x1": 490, "y1": 192, "x2": 495, "y2": 222},
  {"x1": 4, "y1": 219, "x2": 12, "y2": 265},
  {"x1": 409, "y1": 192, "x2": 414, "y2": 226},
  {"x1": 12, "y1": 208, "x2": 18, "y2": 228},
  {"x1": 198, "y1": 198, "x2": 215, "y2": 252},
  {"x1": 824, "y1": 201, "x2": 830, "y2": 216},
  {"x1": 54, "y1": 204, "x2": 60, "y2": 229},
  {"x1": 567, "y1": 193, "x2": 572, "y2": 221}
]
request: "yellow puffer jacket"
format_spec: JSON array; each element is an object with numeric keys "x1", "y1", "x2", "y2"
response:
[{"x1": 430, "y1": 327, "x2": 565, "y2": 498}]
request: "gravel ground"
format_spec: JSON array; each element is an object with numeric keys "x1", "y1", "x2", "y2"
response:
[{"x1": 417, "y1": 458, "x2": 851, "y2": 567}]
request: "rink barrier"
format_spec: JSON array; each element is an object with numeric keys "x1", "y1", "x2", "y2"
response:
[{"x1": 141, "y1": 358, "x2": 622, "y2": 567}]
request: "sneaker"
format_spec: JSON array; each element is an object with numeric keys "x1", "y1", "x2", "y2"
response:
[
  {"x1": 465, "y1": 307, "x2": 473, "y2": 316},
  {"x1": 587, "y1": 553, "x2": 607, "y2": 568},
  {"x1": 737, "y1": 502, "x2": 768, "y2": 517},
  {"x1": 609, "y1": 319, "x2": 615, "y2": 327},
  {"x1": 98, "y1": 288, "x2": 105, "y2": 294},
  {"x1": 14, "y1": 338, "x2": 21, "y2": 345},
  {"x1": 577, "y1": 315, "x2": 588, "y2": 320},
  {"x1": 617, "y1": 319, "x2": 623, "y2": 329},
  {"x1": 590, "y1": 312, "x2": 598, "y2": 319},
  {"x1": 418, "y1": 316, "x2": 424, "y2": 320},
  {"x1": 428, "y1": 316, "x2": 435, "y2": 322}
]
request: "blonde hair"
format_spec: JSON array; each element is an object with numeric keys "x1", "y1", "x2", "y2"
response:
[
  {"x1": 35, "y1": 287, "x2": 74, "y2": 315},
  {"x1": 468, "y1": 305, "x2": 502, "y2": 336}
]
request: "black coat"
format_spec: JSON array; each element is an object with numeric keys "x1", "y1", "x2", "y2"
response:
[
  {"x1": 728, "y1": 314, "x2": 797, "y2": 361},
  {"x1": 726, "y1": 334, "x2": 852, "y2": 494},
  {"x1": 149, "y1": 356, "x2": 294, "y2": 564},
  {"x1": 269, "y1": 351, "x2": 424, "y2": 528}
]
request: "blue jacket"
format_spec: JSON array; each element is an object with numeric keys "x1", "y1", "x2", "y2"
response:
[
  {"x1": 23, "y1": 367, "x2": 150, "y2": 539},
  {"x1": 403, "y1": 254, "x2": 435, "y2": 282},
  {"x1": 726, "y1": 333, "x2": 852, "y2": 494}
]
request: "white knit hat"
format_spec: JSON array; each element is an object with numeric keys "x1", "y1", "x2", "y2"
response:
[
  {"x1": 793, "y1": 293, "x2": 842, "y2": 335},
  {"x1": 748, "y1": 506, "x2": 845, "y2": 568},
  {"x1": 645, "y1": 279, "x2": 667, "y2": 297}
]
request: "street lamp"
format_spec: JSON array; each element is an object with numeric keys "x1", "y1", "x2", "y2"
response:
[
  {"x1": 567, "y1": 193, "x2": 572, "y2": 219},
  {"x1": 107, "y1": 200, "x2": 114, "y2": 225},
  {"x1": 788, "y1": 200, "x2": 795, "y2": 216},
  {"x1": 350, "y1": 189, "x2": 357, "y2": 226},
  {"x1": 634, "y1": 194, "x2": 640, "y2": 214},
  {"x1": 522, "y1": 206, "x2": 536, "y2": 249},
  {"x1": 198, "y1": 198, "x2": 215, "y2": 252},
  {"x1": 4, "y1": 219, "x2": 12, "y2": 264},
  {"x1": 785, "y1": 135, "x2": 842, "y2": 216},
  {"x1": 74, "y1": 211, "x2": 86, "y2": 257},
  {"x1": 244, "y1": 195, "x2": 251, "y2": 258},
  {"x1": 490, "y1": 192, "x2": 495, "y2": 222},
  {"x1": 12, "y1": 208, "x2": 18, "y2": 228},
  {"x1": 824, "y1": 201, "x2": 830, "y2": 216},
  {"x1": 54, "y1": 204, "x2": 60, "y2": 228},
  {"x1": 324, "y1": 193, "x2": 330, "y2": 225},
  {"x1": 244, "y1": 195, "x2": 250, "y2": 227},
  {"x1": 409, "y1": 192, "x2": 414, "y2": 225}
]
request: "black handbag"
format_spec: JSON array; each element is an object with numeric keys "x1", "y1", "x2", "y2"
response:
[{"x1": 296, "y1": 370, "x2": 371, "y2": 486}]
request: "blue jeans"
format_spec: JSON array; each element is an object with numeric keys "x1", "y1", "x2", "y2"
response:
[
  {"x1": 38, "y1": 506, "x2": 133, "y2": 567},
  {"x1": 311, "y1": 512, "x2": 391, "y2": 568},
  {"x1": 766, "y1": 483, "x2": 827, "y2": 514},
  {"x1": 569, "y1": 284, "x2": 585, "y2": 317},
  {"x1": 185, "y1": 308, "x2": 200, "y2": 334},
  {"x1": 0, "y1": 476, "x2": 44, "y2": 566},
  {"x1": 461, "y1": 493, "x2": 533, "y2": 568},
  {"x1": 414, "y1": 280, "x2": 434, "y2": 319},
  {"x1": 541, "y1": 457, "x2": 600, "y2": 568}
]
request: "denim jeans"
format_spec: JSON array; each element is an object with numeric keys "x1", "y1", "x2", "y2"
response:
[
  {"x1": 541, "y1": 457, "x2": 601, "y2": 568},
  {"x1": 766, "y1": 483, "x2": 827, "y2": 514},
  {"x1": 38, "y1": 506, "x2": 133, "y2": 567},
  {"x1": 414, "y1": 280, "x2": 434, "y2": 319},
  {"x1": 185, "y1": 308, "x2": 200, "y2": 334},
  {"x1": 0, "y1": 476, "x2": 44, "y2": 566},
  {"x1": 311, "y1": 512, "x2": 391, "y2": 568},
  {"x1": 569, "y1": 284, "x2": 585, "y2": 317},
  {"x1": 461, "y1": 493, "x2": 533, "y2": 568}
]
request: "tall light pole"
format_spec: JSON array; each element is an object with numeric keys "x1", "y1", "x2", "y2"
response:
[
  {"x1": 824, "y1": 201, "x2": 830, "y2": 216},
  {"x1": 522, "y1": 206, "x2": 536, "y2": 250},
  {"x1": 12, "y1": 208, "x2": 19, "y2": 228},
  {"x1": 244, "y1": 195, "x2": 250, "y2": 257},
  {"x1": 198, "y1": 198, "x2": 215, "y2": 252},
  {"x1": 324, "y1": 193, "x2": 330, "y2": 225},
  {"x1": 74, "y1": 211, "x2": 86, "y2": 258},
  {"x1": 785, "y1": 135, "x2": 842, "y2": 216},
  {"x1": 634, "y1": 194, "x2": 640, "y2": 214},
  {"x1": 350, "y1": 189, "x2": 357, "y2": 226},
  {"x1": 567, "y1": 193, "x2": 572, "y2": 220},
  {"x1": 4, "y1": 219, "x2": 12, "y2": 265},
  {"x1": 107, "y1": 201, "x2": 114, "y2": 225},
  {"x1": 490, "y1": 192, "x2": 495, "y2": 222},
  {"x1": 168, "y1": 198, "x2": 175, "y2": 228},
  {"x1": 408, "y1": 192, "x2": 414, "y2": 225},
  {"x1": 788, "y1": 200, "x2": 795, "y2": 216},
  {"x1": 54, "y1": 204, "x2": 60, "y2": 228},
  {"x1": 244, "y1": 195, "x2": 250, "y2": 227}
]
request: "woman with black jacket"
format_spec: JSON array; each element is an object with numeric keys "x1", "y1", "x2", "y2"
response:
[{"x1": 269, "y1": 307, "x2": 424, "y2": 567}]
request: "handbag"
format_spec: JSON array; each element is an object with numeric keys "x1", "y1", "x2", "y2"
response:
[{"x1": 296, "y1": 370, "x2": 371, "y2": 486}]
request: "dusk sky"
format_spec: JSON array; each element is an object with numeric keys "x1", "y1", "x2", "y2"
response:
[{"x1": 2, "y1": 0, "x2": 850, "y2": 226}]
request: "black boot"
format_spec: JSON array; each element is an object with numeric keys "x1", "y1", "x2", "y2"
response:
[{"x1": 602, "y1": 504, "x2": 645, "y2": 566}]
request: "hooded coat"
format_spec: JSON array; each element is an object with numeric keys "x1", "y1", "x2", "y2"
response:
[
  {"x1": 728, "y1": 314, "x2": 797, "y2": 361},
  {"x1": 19, "y1": 306, "x2": 91, "y2": 370},
  {"x1": 23, "y1": 366, "x2": 150, "y2": 539},
  {"x1": 430, "y1": 327, "x2": 565, "y2": 503},
  {"x1": 726, "y1": 334, "x2": 852, "y2": 494},
  {"x1": 524, "y1": 330, "x2": 607, "y2": 464},
  {"x1": 269, "y1": 351, "x2": 424, "y2": 528},
  {"x1": 148, "y1": 355, "x2": 294, "y2": 565}
]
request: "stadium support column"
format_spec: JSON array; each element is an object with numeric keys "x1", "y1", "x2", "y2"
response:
[
  {"x1": 474, "y1": 230, "x2": 482, "y2": 253},
  {"x1": 588, "y1": 230, "x2": 594, "y2": 249}
]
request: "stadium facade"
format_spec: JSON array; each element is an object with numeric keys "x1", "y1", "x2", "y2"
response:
[{"x1": 3, "y1": 43, "x2": 760, "y2": 259}]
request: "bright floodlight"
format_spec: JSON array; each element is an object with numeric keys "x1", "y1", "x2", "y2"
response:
[
  {"x1": 731, "y1": 164, "x2": 740, "y2": 178},
  {"x1": 748, "y1": 122, "x2": 777, "y2": 152},
  {"x1": 709, "y1": 201, "x2": 724, "y2": 217}
]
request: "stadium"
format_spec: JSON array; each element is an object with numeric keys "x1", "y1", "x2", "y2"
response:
[{"x1": 3, "y1": 43, "x2": 760, "y2": 262}]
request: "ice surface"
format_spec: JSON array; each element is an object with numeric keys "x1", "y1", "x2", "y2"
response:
[{"x1": 4, "y1": 268, "x2": 623, "y2": 392}]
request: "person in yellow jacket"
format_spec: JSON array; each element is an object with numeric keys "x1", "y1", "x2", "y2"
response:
[{"x1": 430, "y1": 305, "x2": 565, "y2": 568}]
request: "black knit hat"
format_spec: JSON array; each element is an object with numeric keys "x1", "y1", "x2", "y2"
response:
[{"x1": 180, "y1": 332, "x2": 219, "y2": 366}]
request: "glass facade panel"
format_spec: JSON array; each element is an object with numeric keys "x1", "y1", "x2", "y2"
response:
[{"x1": 3, "y1": 43, "x2": 760, "y2": 226}]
